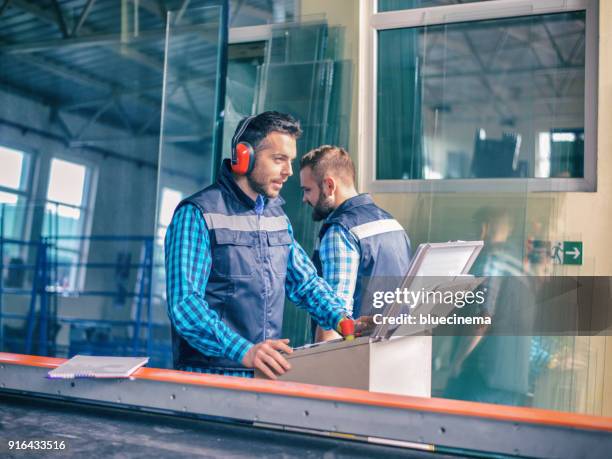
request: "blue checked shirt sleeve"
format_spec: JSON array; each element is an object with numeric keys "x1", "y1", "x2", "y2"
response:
[
  {"x1": 284, "y1": 219, "x2": 347, "y2": 330},
  {"x1": 319, "y1": 224, "x2": 360, "y2": 315},
  {"x1": 165, "y1": 204, "x2": 253, "y2": 364}
]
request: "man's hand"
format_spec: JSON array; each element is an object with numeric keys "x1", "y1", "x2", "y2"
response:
[
  {"x1": 315, "y1": 325, "x2": 342, "y2": 342},
  {"x1": 354, "y1": 316, "x2": 375, "y2": 336},
  {"x1": 242, "y1": 338, "x2": 293, "y2": 380}
]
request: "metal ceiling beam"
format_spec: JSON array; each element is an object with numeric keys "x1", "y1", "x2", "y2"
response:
[
  {"x1": 8, "y1": 0, "x2": 163, "y2": 73},
  {"x1": 0, "y1": 22, "x2": 219, "y2": 54},
  {"x1": 181, "y1": 84, "x2": 205, "y2": 125},
  {"x1": 61, "y1": 83, "x2": 165, "y2": 111},
  {"x1": 50, "y1": 0, "x2": 69, "y2": 38},
  {"x1": 6, "y1": 49, "x2": 196, "y2": 130},
  {"x1": 0, "y1": 33, "x2": 149, "y2": 54},
  {"x1": 174, "y1": 0, "x2": 191, "y2": 24},
  {"x1": 72, "y1": 0, "x2": 97, "y2": 38},
  {"x1": 49, "y1": 108, "x2": 74, "y2": 140},
  {"x1": 460, "y1": 30, "x2": 504, "y2": 119},
  {"x1": 423, "y1": 64, "x2": 583, "y2": 80},
  {"x1": 5, "y1": 0, "x2": 222, "y2": 99},
  {"x1": 5, "y1": 0, "x2": 218, "y2": 139},
  {"x1": 69, "y1": 134, "x2": 211, "y2": 147},
  {"x1": 113, "y1": 99, "x2": 135, "y2": 134},
  {"x1": 9, "y1": 0, "x2": 55, "y2": 26},
  {"x1": 59, "y1": 75, "x2": 215, "y2": 112},
  {"x1": 0, "y1": 0, "x2": 11, "y2": 16},
  {"x1": 127, "y1": 0, "x2": 167, "y2": 22},
  {"x1": 541, "y1": 20, "x2": 567, "y2": 66},
  {"x1": 0, "y1": 75, "x2": 59, "y2": 109},
  {"x1": 74, "y1": 98, "x2": 114, "y2": 139},
  {"x1": 11, "y1": 54, "x2": 110, "y2": 92}
]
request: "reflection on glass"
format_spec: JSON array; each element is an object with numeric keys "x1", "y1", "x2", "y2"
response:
[
  {"x1": 0, "y1": 1, "x2": 171, "y2": 360},
  {"x1": 223, "y1": 41, "x2": 267, "y2": 160},
  {"x1": 154, "y1": 5, "x2": 226, "y2": 362},
  {"x1": 228, "y1": 0, "x2": 297, "y2": 26},
  {"x1": 157, "y1": 187, "x2": 183, "y2": 241},
  {"x1": 47, "y1": 159, "x2": 87, "y2": 206},
  {"x1": 157, "y1": 6, "x2": 226, "y2": 198},
  {"x1": 243, "y1": 20, "x2": 353, "y2": 345},
  {"x1": 378, "y1": 0, "x2": 493, "y2": 11},
  {"x1": 377, "y1": 12, "x2": 586, "y2": 180},
  {"x1": 0, "y1": 146, "x2": 25, "y2": 190}
]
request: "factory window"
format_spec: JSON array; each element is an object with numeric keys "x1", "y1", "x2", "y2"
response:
[
  {"x1": 0, "y1": 146, "x2": 31, "y2": 260},
  {"x1": 154, "y1": 187, "x2": 183, "y2": 299},
  {"x1": 362, "y1": 0, "x2": 597, "y2": 192},
  {"x1": 157, "y1": 187, "x2": 183, "y2": 244},
  {"x1": 43, "y1": 158, "x2": 95, "y2": 290}
]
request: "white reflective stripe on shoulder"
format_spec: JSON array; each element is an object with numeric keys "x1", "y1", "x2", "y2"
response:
[
  {"x1": 203, "y1": 213, "x2": 288, "y2": 232},
  {"x1": 349, "y1": 219, "x2": 405, "y2": 240}
]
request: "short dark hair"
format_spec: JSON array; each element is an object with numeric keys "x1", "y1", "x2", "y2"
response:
[
  {"x1": 300, "y1": 145, "x2": 356, "y2": 186},
  {"x1": 233, "y1": 111, "x2": 302, "y2": 150}
]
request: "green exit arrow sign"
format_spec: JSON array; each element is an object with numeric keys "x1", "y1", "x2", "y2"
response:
[
  {"x1": 551, "y1": 241, "x2": 583, "y2": 265},
  {"x1": 563, "y1": 241, "x2": 582, "y2": 265}
]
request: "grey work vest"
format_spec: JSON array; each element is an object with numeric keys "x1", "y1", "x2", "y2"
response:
[
  {"x1": 312, "y1": 194, "x2": 412, "y2": 317},
  {"x1": 171, "y1": 160, "x2": 291, "y2": 372}
]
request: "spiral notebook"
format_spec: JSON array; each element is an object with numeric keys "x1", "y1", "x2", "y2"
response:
[{"x1": 47, "y1": 355, "x2": 149, "y2": 379}]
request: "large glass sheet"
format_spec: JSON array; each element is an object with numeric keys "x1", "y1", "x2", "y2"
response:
[
  {"x1": 154, "y1": 5, "x2": 227, "y2": 362},
  {"x1": 377, "y1": 12, "x2": 586, "y2": 180},
  {"x1": 0, "y1": 2, "x2": 169, "y2": 362},
  {"x1": 228, "y1": 0, "x2": 297, "y2": 26},
  {"x1": 220, "y1": 17, "x2": 354, "y2": 346},
  {"x1": 248, "y1": 20, "x2": 353, "y2": 345},
  {"x1": 157, "y1": 5, "x2": 227, "y2": 192},
  {"x1": 372, "y1": 6, "x2": 607, "y2": 413}
]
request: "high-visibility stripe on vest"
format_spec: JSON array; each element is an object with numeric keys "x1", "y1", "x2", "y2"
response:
[
  {"x1": 171, "y1": 160, "x2": 291, "y2": 372},
  {"x1": 312, "y1": 194, "x2": 412, "y2": 318}
]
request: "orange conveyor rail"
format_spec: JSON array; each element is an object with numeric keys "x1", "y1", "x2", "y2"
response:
[{"x1": 1, "y1": 352, "x2": 611, "y2": 458}]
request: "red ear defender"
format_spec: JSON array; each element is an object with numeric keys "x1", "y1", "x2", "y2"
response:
[{"x1": 231, "y1": 141, "x2": 255, "y2": 175}]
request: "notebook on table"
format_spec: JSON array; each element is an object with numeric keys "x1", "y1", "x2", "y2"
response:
[{"x1": 47, "y1": 355, "x2": 149, "y2": 379}]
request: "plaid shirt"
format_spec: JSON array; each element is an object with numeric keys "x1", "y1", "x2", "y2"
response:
[
  {"x1": 165, "y1": 200, "x2": 345, "y2": 377},
  {"x1": 318, "y1": 224, "x2": 360, "y2": 315}
]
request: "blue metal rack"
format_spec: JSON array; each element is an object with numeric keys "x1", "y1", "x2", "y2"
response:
[
  {"x1": 43, "y1": 234, "x2": 158, "y2": 358},
  {"x1": 1, "y1": 204, "x2": 172, "y2": 366}
]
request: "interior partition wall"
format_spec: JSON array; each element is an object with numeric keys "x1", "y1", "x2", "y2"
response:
[{"x1": 360, "y1": 0, "x2": 607, "y2": 415}]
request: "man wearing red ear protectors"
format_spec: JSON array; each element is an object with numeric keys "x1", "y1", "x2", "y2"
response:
[{"x1": 165, "y1": 111, "x2": 361, "y2": 380}]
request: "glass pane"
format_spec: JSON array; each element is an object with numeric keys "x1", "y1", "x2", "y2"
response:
[
  {"x1": 0, "y1": 197, "x2": 27, "y2": 241},
  {"x1": 222, "y1": 41, "x2": 267, "y2": 160},
  {"x1": 157, "y1": 187, "x2": 183, "y2": 243},
  {"x1": 229, "y1": 0, "x2": 297, "y2": 26},
  {"x1": 157, "y1": 5, "x2": 227, "y2": 197},
  {"x1": 377, "y1": 11, "x2": 586, "y2": 180},
  {"x1": 0, "y1": 191, "x2": 18, "y2": 205},
  {"x1": 245, "y1": 20, "x2": 354, "y2": 346},
  {"x1": 47, "y1": 159, "x2": 87, "y2": 206},
  {"x1": 0, "y1": 146, "x2": 25, "y2": 190},
  {"x1": 378, "y1": 0, "x2": 494, "y2": 12},
  {"x1": 44, "y1": 203, "x2": 84, "y2": 239},
  {"x1": 158, "y1": 188, "x2": 183, "y2": 228},
  {"x1": 154, "y1": 5, "x2": 226, "y2": 359},
  {"x1": 0, "y1": 1, "x2": 170, "y2": 359}
]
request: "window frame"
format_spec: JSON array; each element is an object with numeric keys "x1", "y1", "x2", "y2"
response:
[
  {"x1": 0, "y1": 144, "x2": 34, "y2": 243},
  {"x1": 43, "y1": 155, "x2": 98, "y2": 292},
  {"x1": 358, "y1": 0, "x2": 599, "y2": 193}
]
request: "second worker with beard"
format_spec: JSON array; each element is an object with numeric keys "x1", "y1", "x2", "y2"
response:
[{"x1": 299, "y1": 145, "x2": 413, "y2": 342}]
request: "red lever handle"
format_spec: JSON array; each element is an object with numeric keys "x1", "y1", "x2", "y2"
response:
[{"x1": 339, "y1": 318, "x2": 355, "y2": 341}]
